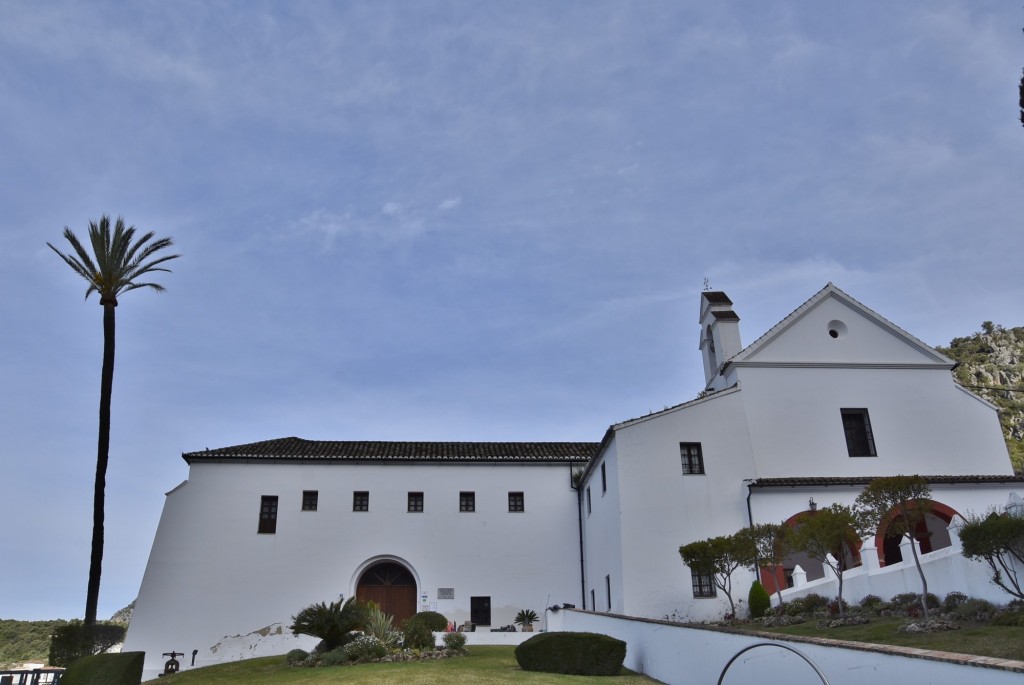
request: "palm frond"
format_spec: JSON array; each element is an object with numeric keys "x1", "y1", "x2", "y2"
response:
[{"x1": 50, "y1": 215, "x2": 178, "y2": 303}]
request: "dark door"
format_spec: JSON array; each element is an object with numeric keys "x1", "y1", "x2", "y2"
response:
[
  {"x1": 356, "y1": 562, "x2": 417, "y2": 624},
  {"x1": 470, "y1": 596, "x2": 491, "y2": 626}
]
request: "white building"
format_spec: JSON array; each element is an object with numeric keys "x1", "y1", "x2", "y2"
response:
[{"x1": 124, "y1": 283, "x2": 1023, "y2": 678}]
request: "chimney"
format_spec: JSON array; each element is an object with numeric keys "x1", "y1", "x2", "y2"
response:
[{"x1": 699, "y1": 291, "x2": 741, "y2": 390}]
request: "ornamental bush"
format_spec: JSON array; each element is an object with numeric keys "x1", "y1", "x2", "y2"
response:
[
  {"x1": 943, "y1": 591, "x2": 968, "y2": 613},
  {"x1": 404, "y1": 611, "x2": 449, "y2": 632},
  {"x1": 343, "y1": 634, "x2": 388, "y2": 662},
  {"x1": 748, "y1": 581, "x2": 771, "y2": 619},
  {"x1": 515, "y1": 632, "x2": 626, "y2": 676},
  {"x1": 402, "y1": 621, "x2": 436, "y2": 650},
  {"x1": 284, "y1": 648, "x2": 309, "y2": 665},
  {"x1": 320, "y1": 648, "x2": 348, "y2": 667},
  {"x1": 442, "y1": 631, "x2": 467, "y2": 652}
]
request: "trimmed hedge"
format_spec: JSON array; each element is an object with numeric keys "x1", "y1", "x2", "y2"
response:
[
  {"x1": 404, "y1": 611, "x2": 449, "y2": 632},
  {"x1": 748, "y1": 581, "x2": 771, "y2": 619},
  {"x1": 515, "y1": 632, "x2": 626, "y2": 676},
  {"x1": 61, "y1": 651, "x2": 144, "y2": 685}
]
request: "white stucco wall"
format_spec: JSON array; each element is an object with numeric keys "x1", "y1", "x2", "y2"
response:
[{"x1": 123, "y1": 460, "x2": 582, "y2": 680}]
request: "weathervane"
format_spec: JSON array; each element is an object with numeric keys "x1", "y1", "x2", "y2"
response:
[{"x1": 703, "y1": 277, "x2": 711, "y2": 291}]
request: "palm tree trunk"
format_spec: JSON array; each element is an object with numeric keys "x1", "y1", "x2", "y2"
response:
[{"x1": 85, "y1": 303, "x2": 115, "y2": 625}]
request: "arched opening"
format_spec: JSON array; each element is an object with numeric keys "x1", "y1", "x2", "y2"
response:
[
  {"x1": 761, "y1": 509, "x2": 861, "y2": 594},
  {"x1": 875, "y1": 500, "x2": 958, "y2": 566},
  {"x1": 356, "y1": 561, "x2": 418, "y2": 624}
]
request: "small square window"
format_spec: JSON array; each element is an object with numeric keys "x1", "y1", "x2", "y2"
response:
[
  {"x1": 258, "y1": 495, "x2": 278, "y2": 534},
  {"x1": 680, "y1": 443, "x2": 705, "y2": 475},
  {"x1": 691, "y1": 571, "x2": 716, "y2": 598},
  {"x1": 353, "y1": 491, "x2": 369, "y2": 512},
  {"x1": 302, "y1": 490, "x2": 318, "y2": 511},
  {"x1": 841, "y1": 408, "x2": 876, "y2": 457},
  {"x1": 508, "y1": 491, "x2": 524, "y2": 512},
  {"x1": 460, "y1": 491, "x2": 475, "y2": 512},
  {"x1": 408, "y1": 492, "x2": 424, "y2": 512}
]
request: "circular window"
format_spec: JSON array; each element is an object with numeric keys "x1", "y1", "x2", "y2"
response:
[{"x1": 827, "y1": 320, "x2": 847, "y2": 339}]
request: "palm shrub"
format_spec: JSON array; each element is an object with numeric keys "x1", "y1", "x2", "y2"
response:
[{"x1": 289, "y1": 597, "x2": 366, "y2": 652}]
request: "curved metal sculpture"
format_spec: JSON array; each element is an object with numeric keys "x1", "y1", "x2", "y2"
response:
[{"x1": 717, "y1": 641, "x2": 830, "y2": 685}]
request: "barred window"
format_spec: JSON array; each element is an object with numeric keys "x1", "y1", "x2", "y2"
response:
[
  {"x1": 408, "y1": 492, "x2": 424, "y2": 512},
  {"x1": 841, "y1": 408, "x2": 877, "y2": 457},
  {"x1": 508, "y1": 491, "x2": 524, "y2": 512},
  {"x1": 353, "y1": 491, "x2": 369, "y2": 512},
  {"x1": 691, "y1": 571, "x2": 716, "y2": 598},
  {"x1": 680, "y1": 443, "x2": 705, "y2": 475},
  {"x1": 460, "y1": 491, "x2": 475, "y2": 512},
  {"x1": 302, "y1": 490, "x2": 318, "y2": 511}
]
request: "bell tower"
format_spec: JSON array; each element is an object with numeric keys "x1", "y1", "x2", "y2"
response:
[{"x1": 699, "y1": 291, "x2": 742, "y2": 390}]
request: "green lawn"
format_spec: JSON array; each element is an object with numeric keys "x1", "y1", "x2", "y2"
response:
[
  {"x1": 154, "y1": 646, "x2": 659, "y2": 685},
  {"x1": 739, "y1": 618, "x2": 1024, "y2": 662}
]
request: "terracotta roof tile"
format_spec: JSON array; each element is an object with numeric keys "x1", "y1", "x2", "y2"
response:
[{"x1": 184, "y1": 437, "x2": 598, "y2": 464}]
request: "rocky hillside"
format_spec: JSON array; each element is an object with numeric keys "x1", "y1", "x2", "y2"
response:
[{"x1": 936, "y1": 322, "x2": 1024, "y2": 473}]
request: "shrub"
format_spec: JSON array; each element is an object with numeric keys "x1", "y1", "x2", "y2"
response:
[
  {"x1": 858, "y1": 594, "x2": 884, "y2": 610},
  {"x1": 320, "y1": 648, "x2": 348, "y2": 667},
  {"x1": 402, "y1": 622, "x2": 436, "y2": 650},
  {"x1": 951, "y1": 598, "x2": 996, "y2": 622},
  {"x1": 285, "y1": 648, "x2": 309, "y2": 665},
  {"x1": 60, "y1": 651, "x2": 144, "y2": 685},
  {"x1": 442, "y1": 631, "x2": 467, "y2": 652},
  {"x1": 827, "y1": 598, "x2": 849, "y2": 616},
  {"x1": 748, "y1": 581, "x2": 771, "y2": 619},
  {"x1": 404, "y1": 611, "x2": 449, "y2": 632},
  {"x1": 514, "y1": 632, "x2": 626, "y2": 676},
  {"x1": 343, "y1": 634, "x2": 388, "y2": 662},
  {"x1": 784, "y1": 593, "x2": 829, "y2": 616},
  {"x1": 48, "y1": 621, "x2": 127, "y2": 667},
  {"x1": 889, "y1": 592, "x2": 940, "y2": 614},
  {"x1": 943, "y1": 591, "x2": 968, "y2": 613},
  {"x1": 991, "y1": 610, "x2": 1024, "y2": 627}
]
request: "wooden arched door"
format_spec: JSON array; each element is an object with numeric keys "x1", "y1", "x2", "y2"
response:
[{"x1": 356, "y1": 562, "x2": 417, "y2": 624}]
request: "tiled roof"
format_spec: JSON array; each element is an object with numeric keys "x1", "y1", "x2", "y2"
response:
[
  {"x1": 750, "y1": 475, "x2": 1024, "y2": 488},
  {"x1": 183, "y1": 437, "x2": 598, "y2": 464}
]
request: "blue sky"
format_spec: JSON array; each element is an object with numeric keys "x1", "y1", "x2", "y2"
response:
[{"x1": 1, "y1": 2, "x2": 1021, "y2": 621}]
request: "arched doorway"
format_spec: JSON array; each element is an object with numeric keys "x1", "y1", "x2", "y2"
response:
[
  {"x1": 876, "y1": 500, "x2": 958, "y2": 566},
  {"x1": 762, "y1": 509, "x2": 862, "y2": 594},
  {"x1": 356, "y1": 561, "x2": 417, "y2": 624}
]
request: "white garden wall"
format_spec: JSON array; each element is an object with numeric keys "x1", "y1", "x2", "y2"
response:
[{"x1": 547, "y1": 608, "x2": 1024, "y2": 685}]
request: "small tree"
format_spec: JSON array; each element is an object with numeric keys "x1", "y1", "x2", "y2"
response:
[
  {"x1": 737, "y1": 523, "x2": 791, "y2": 611},
  {"x1": 290, "y1": 597, "x2": 366, "y2": 652},
  {"x1": 855, "y1": 475, "x2": 933, "y2": 619},
  {"x1": 680, "y1": 533, "x2": 754, "y2": 620},
  {"x1": 789, "y1": 504, "x2": 862, "y2": 618},
  {"x1": 959, "y1": 509, "x2": 1024, "y2": 601}
]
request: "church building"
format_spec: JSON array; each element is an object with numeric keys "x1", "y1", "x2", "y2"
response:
[{"x1": 124, "y1": 283, "x2": 1022, "y2": 678}]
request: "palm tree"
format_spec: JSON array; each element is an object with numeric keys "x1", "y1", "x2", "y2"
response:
[{"x1": 48, "y1": 216, "x2": 179, "y2": 625}]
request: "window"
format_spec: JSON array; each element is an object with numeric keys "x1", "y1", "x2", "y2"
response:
[
  {"x1": 508, "y1": 491, "x2": 524, "y2": 512},
  {"x1": 841, "y1": 408, "x2": 876, "y2": 457},
  {"x1": 600, "y1": 462, "x2": 607, "y2": 493},
  {"x1": 258, "y1": 495, "x2": 278, "y2": 534},
  {"x1": 590, "y1": 589, "x2": 596, "y2": 611},
  {"x1": 408, "y1": 492, "x2": 424, "y2": 512},
  {"x1": 680, "y1": 442, "x2": 705, "y2": 475},
  {"x1": 470, "y1": 596, "x2": 491, "y2": 626},
  {"x1": 691, "y1": 570, "x2": 716, "y2": 598},
  {"x1": 353, "y1": 491, "x2": 369, "y2": 512},
  {"x1": 302, "y1": 490, "x2": 318, "y2": 511},
  {"x1": 586, "y1": 486, "x2": 592, "y2": 515},
  {"x1": 460, "y1": 491, "x2": 475, "y2": 512},
  {"x1": 605, "y1": 575, "x2": 612, "y2": 611}
]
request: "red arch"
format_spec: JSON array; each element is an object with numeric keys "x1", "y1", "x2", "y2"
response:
[{"x1": 872, "y1": 499, "x2": 959, "y2": 564}]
